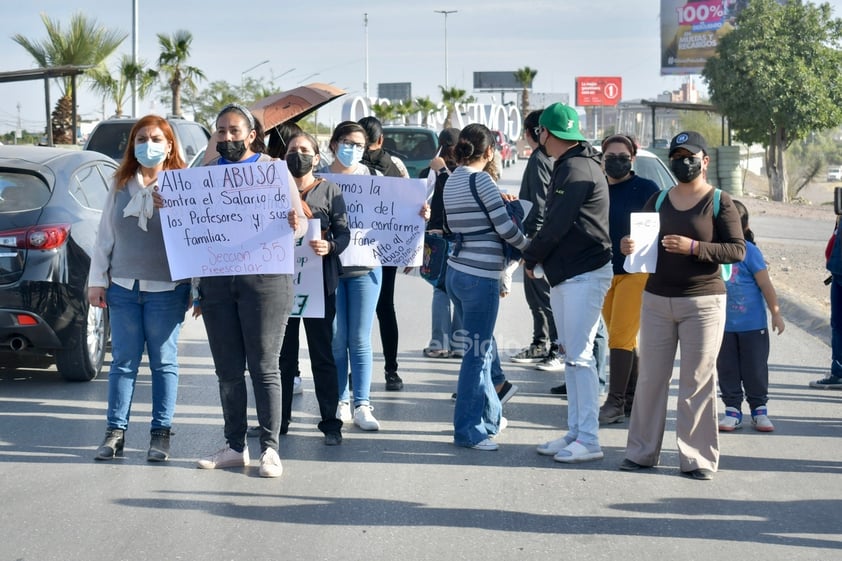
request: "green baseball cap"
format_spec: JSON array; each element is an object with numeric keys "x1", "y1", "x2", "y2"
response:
[{"x1": 539, "y1": 103, "x2": 586, "y2": 142}]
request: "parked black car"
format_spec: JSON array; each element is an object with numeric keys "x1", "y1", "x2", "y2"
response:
[
  {"x1": 0, "y1": 146, "x2": 117, "y2": 381},
  {"x1": 84, "y1": 116, "x2": 210, "y2": 167}
]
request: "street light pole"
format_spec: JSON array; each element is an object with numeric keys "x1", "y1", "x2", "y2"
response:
[
  {"x1": 241, "y1": 59, "x2": 270, "y2": 91},
  {"x1": 434, "y1": 10, "x2": 457, "y2": 88},
  {"x1": 131, "y1": 0, "x2": 138, "y2": 117},
  {"x1": 364, "y1": 13, "x2": 370, "y2": 98}
]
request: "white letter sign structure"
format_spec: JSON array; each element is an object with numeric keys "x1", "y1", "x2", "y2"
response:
[
  {"x1": 319, "y1": 173, "x2": 427, "y2": 267},
  {"x1": 157, "y1": 160, "x2": 295, "y2": 279}
]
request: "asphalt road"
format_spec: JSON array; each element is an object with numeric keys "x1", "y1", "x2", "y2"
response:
[{"x1": 1, "y1": 159, "x2": 840, "y2": 560}]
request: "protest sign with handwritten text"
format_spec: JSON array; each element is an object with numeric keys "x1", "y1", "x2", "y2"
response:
[
  {"x1": 158, "y1": 161, "x2": 295, "y2": 279},
  {"x1": 319, "y1": 173, "x2": 426, "y2": 267},
  {"x1": 291, "y1": 219, "x2": 325, "y2": 318}
]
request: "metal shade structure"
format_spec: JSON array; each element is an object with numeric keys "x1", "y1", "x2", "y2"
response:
[{"x1": 249, "y1": 82, "x2": 346, "y2": 130}]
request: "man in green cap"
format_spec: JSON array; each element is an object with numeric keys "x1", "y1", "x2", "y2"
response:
[{"x1": 523, "y1": 103, "x2": 613, "y2": 464}]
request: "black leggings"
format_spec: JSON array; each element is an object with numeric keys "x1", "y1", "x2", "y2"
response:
[{"x1": 376, "y1": 266, "x2": 399, "y2": 374}]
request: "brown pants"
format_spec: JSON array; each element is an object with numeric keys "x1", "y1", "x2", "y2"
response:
[{"x1": 624, "y1": 292, "x2": 726, "y2": 472}]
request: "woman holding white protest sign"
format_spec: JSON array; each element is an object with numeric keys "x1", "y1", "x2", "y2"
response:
[
  {"x1": 278, "y1": 132, "x2": 350, "y2": 445},
  {"x1": 88, "y1": 115, "x2": 192, "y2": 462},
  {"x1": 323, "y1": 121, "x2": 385, "y2": 431},
  {"x1": 196, "y1": 103, "x2": 307, "y2": 478}
]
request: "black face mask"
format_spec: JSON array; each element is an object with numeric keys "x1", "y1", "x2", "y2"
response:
[
  {"x1": 670, "y1": 155, "x2": 703, "y2": 183},
  {"x1": 604, "y1": 156, "x2": 632, "y2": 180},
  {"x1": 216, "y1": 140, "x2": 248, "y2": 162},
  {"x1": 285, "y1": 152, "x2": 314, "y2": 178}
]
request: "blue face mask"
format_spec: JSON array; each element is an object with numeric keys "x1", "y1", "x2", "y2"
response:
[
  {"x1": 134, "y1": 141, "x2": 168, "y2": 168},
  {"x1": 336, "y1": 143, "x2": 364, "y2": 168}
]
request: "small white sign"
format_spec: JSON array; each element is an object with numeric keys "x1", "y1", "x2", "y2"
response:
[{"x1": 624, "y1": 212, "x2": 660, "y2": 273}]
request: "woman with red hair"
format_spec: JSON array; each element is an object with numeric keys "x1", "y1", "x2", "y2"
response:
[{"x1": 88, "y1": 115, "x2": 192, "y2": 463}]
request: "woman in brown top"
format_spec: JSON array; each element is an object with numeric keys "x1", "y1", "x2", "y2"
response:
[{"x1": 619, "y1": 131, "x2": 745, "y2": 481}]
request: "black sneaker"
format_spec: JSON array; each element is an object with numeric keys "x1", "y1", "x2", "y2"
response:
[
  {"x1": 550, "y1": 383, "x2": 567, "y2": 395},
  {"x1": 385, "y1": 372, "x2": 404, "y2": 391},
  {"x1": 510, "y1": 344, "x2": 548, "y2": 364},
  {"x1": 324, "y1": 431, "x2": 342, "y2": 446},
  {"x1": 497, "y1": 380, "x2": 519, "y2": 405}
]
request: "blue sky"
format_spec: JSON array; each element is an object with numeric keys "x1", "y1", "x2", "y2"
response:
[{"x1": 2, "y1": 0, "x2": 842, "y2": 134}]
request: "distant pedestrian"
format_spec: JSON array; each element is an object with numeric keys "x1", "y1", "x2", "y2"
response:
[
  {"x1": 512, "y1": 109, "x2": 563, "y2": 372},
  {"x1": 811, "y1": 216, "x2": 842, "y2": 389},
  {"x1": 360, "y1": 115, "x2": 407, "y2": 392},
  {"x1": 421, "y1": 127, "x2": 463, "y2": 359},
  {"x1": 717, "y1": 199, "x2": 785, "y2": 432},
  {"x1": 619, "y1": 131, "x2": 745, "y2": 481},
  {"x1": 89, "y1": 115, "x2": 191, "y2": 462}
]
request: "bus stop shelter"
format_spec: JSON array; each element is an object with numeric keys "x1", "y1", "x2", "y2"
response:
[{"x1": 0, "y1": 65, "x2": 91, "y2": 146}]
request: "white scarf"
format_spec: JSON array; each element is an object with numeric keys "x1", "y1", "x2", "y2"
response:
[{"x1": 122, "y1": 173, "x2": 155, "y2": 232}]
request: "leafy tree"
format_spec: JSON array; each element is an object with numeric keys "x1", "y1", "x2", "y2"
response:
[
  {"x1": 188, "y1": 80, "x2": 240, "y2": 130},
  {"x1": 439, "y1": 86, "x2": 475, "y2": 129},
  {"x1": 89, "y1": 55, "x2": 157, "y2": 117},
  {"x1": 414, "y1": 96, "x2": 438, "y2": 127},
  {"x1": 157, "y1": 30, "x2": 205, "y2": 117},
  {"x1": 12, "y1": 12, "x2": 126, "y2": 144},
  {"x1": 513, "y1": 66, "x2": 537, "y2": 126},
  {"x1": 679, "y1": 108, "x2": 722, "y2": 149},
  {"x1": 703, "y1": 0, "x2": 842, "y2": 201}
]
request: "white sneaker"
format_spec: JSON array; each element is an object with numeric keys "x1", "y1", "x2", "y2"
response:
[
  {"x1": 292, "y1": 376, "x2": 303, "y2": 395},
  {"x1": 536, "y1": 435, "x2": 575, "y2": 456},
  {"x1": 535, "y1": 352, "x2": 564, "y2": 372},
  {"x1": 470, "y1": 438, "x2": 499, "y2": 451},
  {"x1": 258, "y1": 448, "x2": 283, "y2": 478},
  {"x1": 353, "y1": 404, "x2": 381, "y2": 431},
  {"x1": 718, "y1": 407, "x2": 743, "y2": 432},
  {"x1": 336, "y1": 401, "x2": 352, "y2": 423},
  {"x1": 751, "y1": 407, "x2": 775, "y2": 432},
  {"x1": 197, "y1": 444, "x2": 250, "y2": 469}
]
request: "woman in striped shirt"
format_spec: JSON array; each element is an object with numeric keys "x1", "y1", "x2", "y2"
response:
[{"x1": 443, "y1": 123, "x2": 529, "y2": 451}]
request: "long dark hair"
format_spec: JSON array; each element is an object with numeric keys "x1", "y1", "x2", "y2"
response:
[{"x1": 732, "y1": 199, "x2": 755, "y2": 244}]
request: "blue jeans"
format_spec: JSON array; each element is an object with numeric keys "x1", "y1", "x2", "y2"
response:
[
  {"x1": 549, "y1": 262, "x2": 612, "y2": 447},
  {"x1": 106, "y1": 282, "x2": 189, "y2": 431},
  {"x1": 447, "y1": 267, "x2": 503, "y2": 447},
  {"x1": 200, "y1": 274, "x2": 294, "y2": 453},
  {"x1": 430, "y1": 286, "x2": 463, "y2": 352},
  {"x1": 832, "y1": 276, "x2": 842, "y2": 378},
  {"x1": 595, "y1": 316, "x2": 608, "y2": 391},
  {"x1": 334, "y1": 268, "x2": 382, "y2": 406}
]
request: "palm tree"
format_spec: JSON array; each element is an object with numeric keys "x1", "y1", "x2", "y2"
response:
[
  {"x1": 513, "y1": 67, "x2": 538, "y2": 123},
  {"x1": 393, "y1": 99, "x2": 415, "y2": 125},
  {"x1": 157, "y1": 30, "x2": 205, "y2": 117},
  {"x1": 439, "y1": 86, "x2": 474, "y2": 129},
  {"x1": 12, "y1": 12, "x2": 126, "y2": 143},
  {"x1": 371, "y1": 102, "x2": 397, "y2": 125},
  {"x1": 414, "y1": 96, "x2": 438, "y2": 127},
  {"x1": 89, "y1": 55, "x2": 157, "y2": 117}
]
